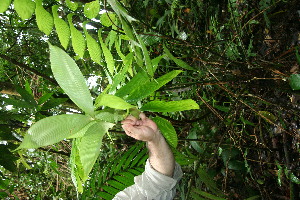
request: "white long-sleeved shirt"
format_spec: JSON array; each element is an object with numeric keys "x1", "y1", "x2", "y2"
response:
[{"x1": 113, "y1": 159, "x2": 183, "y2": 200}]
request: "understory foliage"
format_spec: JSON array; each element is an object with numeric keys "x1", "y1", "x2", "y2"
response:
[{"x1": 0, "y1": 0, "x2": 299, "y2": 199}]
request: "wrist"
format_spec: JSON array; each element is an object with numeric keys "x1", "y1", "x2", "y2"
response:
[{"x1": 147, "y1": 130, "x2": 164, "y2": 146}]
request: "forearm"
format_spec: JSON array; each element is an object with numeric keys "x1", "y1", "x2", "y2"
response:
[{"x1": 147, "y1": 131, "x2": 175, "y2": 177}]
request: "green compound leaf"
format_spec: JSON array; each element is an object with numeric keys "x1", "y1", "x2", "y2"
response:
[
  {"x1": 18, "y1": 114, "x2": 92, "y2": 149},
  {"x1": 52, "y1": 5, "x2": 70, "y2": 49},
  {"x1": 84, "y1": 0, "x2": 100, "y2": 19},
  {"x1": 66, "y1": 0, "x2": 78, "y2": 11},
  {"x1": 98, "y1": 30, "x2": 115, "y2": 75},
  {"x1": 141, "y1": 99, "x2": 199, "y2": 112},
  {"x1": 289, "y1": 74, "x2": 300, "y2": 90},
  {"x1": 152, "y1": 117, "x2": 178, "y2": 148},
  {"x1": 14, "y1": 0, "x2": 35, "y2": 20},
  {"x1": 68, "y1": 14, "x2": 86, "y2": 58},
  {"x1": 78, "y1": 122, "x2": 115, "y2": 177},
  {"x1": 35, "y1": 0, "x2": 53, "y2": 35},
  {"x1": 126, "y1": 70, "x2": 183, "y2": 102},
  {"x1": 83, "y1": 22, "x2": 101, "y2": 64},
  {"x1": 0, "y1": 0, "x2": 12, "y2": 13},
  {"x1": 100, "y1": 12, "x2": 116, "y2": 27},
  {"x1": 164, "y1": 45, "x2": 196, "y2": 71},
  {"x1": 49, "y1": 44, "x2": 94, "y2": 116},
  {"x1": 95, "y1": 94, "x2": 135, "y2": 110}
]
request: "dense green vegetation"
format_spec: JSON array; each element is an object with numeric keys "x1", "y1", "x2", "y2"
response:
[{"x1": 0, "y1": 0, "x2": 299, "y2": 199}]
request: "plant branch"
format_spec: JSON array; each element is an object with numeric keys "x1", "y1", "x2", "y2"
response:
[{"x1": 0, "y1": 53, "x2": 57, "y2": 85}]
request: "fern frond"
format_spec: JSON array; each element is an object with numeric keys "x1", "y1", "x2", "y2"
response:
[{"x1": 82, "y1": 142, "x2": 148, "y2": 199}]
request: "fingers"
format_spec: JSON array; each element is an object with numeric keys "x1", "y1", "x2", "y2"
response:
[
  {"x1": 139, "y1": 112, "x2": 147, "y2": 121},
  {"x1": 122, "y1": 124, "x2": 140, "y2": 139},
  {"x1": 121, "y1": 115, "x2": 138, "y2": 125}
]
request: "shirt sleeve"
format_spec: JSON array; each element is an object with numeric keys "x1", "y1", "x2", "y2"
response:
[{"x1": 113, "y1": 159, "x2": 183, "y2": 200}]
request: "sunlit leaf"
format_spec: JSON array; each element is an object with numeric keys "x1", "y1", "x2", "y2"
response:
[
  {"x1": 66, "y1": 0, "x2": 78, "y2": 11},
  {"x1": 35, "y1": 0, "x2": 53, "y2": 35},
  {"x1": 49, "y1": 44, "x2": 94, "y2": 116},
  {"x1": 84, "y1": 0, "x2": 100, "y2": 19},
  {"x1": 52, "y1": 5, "x2": 70, "y2": 49},
  {"x1": 0, "y1": 0, "x2": 11, "y2": 13},
  {"x1": 14, "y1": 0, "x2": 35, "y2": 20},
  {"x1": 100, "y1": 12, "x2": 116, "y2": 27},
  {"x1": 68, "y1": 14, "x2": 86, "y2": 58}
]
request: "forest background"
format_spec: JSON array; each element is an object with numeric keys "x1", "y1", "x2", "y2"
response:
[{"x1": 0, "y1": 0, "x2": 299, "y2": 199}]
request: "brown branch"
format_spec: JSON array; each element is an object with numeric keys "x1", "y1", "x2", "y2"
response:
[{"x1": 0, "y1": 53, "x2": 57, "y2": 85}]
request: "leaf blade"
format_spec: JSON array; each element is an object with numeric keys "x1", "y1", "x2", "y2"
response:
[
  {"x1": 49, "y1": 44, "x2": 94, "y2": 115},
  {"x1": 141, "y1": 99, "x2": 199, "y2": 112},
  {"x1": 18, "y1": 114, "x2": 92, "y2": 149},
  {"x1": 95, "y1": 94, "x2": 135, "y2": 110},
  {"x1": 152, "y1": 117, "x2": 178, "y2": 148}
]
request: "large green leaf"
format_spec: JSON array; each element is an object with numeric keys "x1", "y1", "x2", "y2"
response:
[
  {"x1": 14, "y1": 0, "x2": 35, "y2": 20},
  {"x1": 78, "y1": 122, "x2": 114, "y2": 177},
  {"x1": 126, "y1": 70, "x2": 182, "y2": 102},
  {"x1": 151, "y1": 117, "x2": 178, "y2": 148},
  {"x1": 49, "y1": 44, "x2": 94, "y2": 116},
  {"x1": 141, "y1": 99, "x2": 199, "y2": 112},
  {"x1": 18, "y1": 114, "x2": 92, "y2": 149},
  {"x1": 0, "y1": 0, "x2": 11, "y2": 13},
  {"x1": 98, "y1": 31, "x2": 115, "y2": 75},
  {"x1": 95, "y1": 94, "x2": 135, "y2": 110},
  {"x1": 68, "y1": 14, "x2": 86, "y2": 58},
  {"x1": 35, "y1": 0, "x2": 53, "y2": 35},
  {"x1": 52, "y1": 5, "x2": 70, "y2": 49},
  {"x1": 164, "y1": 45, "x2": 196, "y2": 71},
  {"x1": 84, "y1": 0, "x2": 100, "y2": 19}
]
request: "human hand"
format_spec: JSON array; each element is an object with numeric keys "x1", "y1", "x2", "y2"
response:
[{"x1": 121, "y1": 113, "x2": 162, "y2": 143}]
